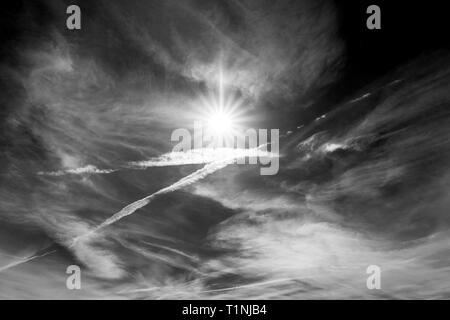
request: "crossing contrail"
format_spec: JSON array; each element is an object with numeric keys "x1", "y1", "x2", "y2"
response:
[
  {"x1": 1, "y1": 147, "x2": 278, "y2": 274},
  {"x1": 72, "y1": 146, "x2": 278, "y2": 243}
]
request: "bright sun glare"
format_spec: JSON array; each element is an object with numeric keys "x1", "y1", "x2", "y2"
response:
[
  {"x1": 207, "y1": 111, "x2": 233, "y2": 136},
  {"x1": 194, "y1": 61, "x2": 249, "y2": 145}
]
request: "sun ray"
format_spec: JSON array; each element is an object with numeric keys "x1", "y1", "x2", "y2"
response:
[{"x1": 192, "y1": 59, "x2": 250, "y2": 148}]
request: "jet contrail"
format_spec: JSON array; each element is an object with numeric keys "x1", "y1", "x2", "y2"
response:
[
  {"x1": 38, "y1": 147, "x2": 277, "y2": 176},
  {"x1": 38, "y1": 165, "x2": 117, "y2": 176},
  {"x1": 72, "y1": 159, "x2": 232, "y2": 244},
  {"x1": 0, "y1": 147, "x2": 278, "y2": 274},
  {"x1": 0, "y1": 248, "x2": 57, "y2": 273},
  {"x1": 72, "y1": 146, "x2": 278, "y2": 243}
]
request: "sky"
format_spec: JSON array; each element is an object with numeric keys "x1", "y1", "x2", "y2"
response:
[{"x1": 0, "y1": 0, "x2": 449, "y2": 299}]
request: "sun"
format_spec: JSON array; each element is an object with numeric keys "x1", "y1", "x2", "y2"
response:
[
  {"x1": 191, "y1": 61, "x2": 252, "y2": 147},
  {"x1": 206, "y1": 110, "x2": 234, "y2": 136}
]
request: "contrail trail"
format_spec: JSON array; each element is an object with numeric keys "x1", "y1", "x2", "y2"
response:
[
  {"x1": 117, "y1": 277, "x2": 295, "y2": 296},
  {"x1": 141, "y1": 240, "x2": 199, "y2": 262},
  {"x1": 198, "y1": 277, "x2": 295, "y2": 294},
  {"x1": 128, "y1": 148, "x2": 241, "y2": 168},
  {"x1": 0, "y1": 147, "x2": 277, "y2": 273},
  {"x1": 38, "y1": 165, "x2": 117, "y2": 176},
  {"x1": 0, "y1": 248, "x2": 57, "y2": 273},
  {"x1": 73, "y1": 146, "x2": 278, "y2": 243},
  {"x1": 38, "y1": 147, "x2": 277, "y2": 176},
  {"x1": 73, "y1": 159, "x2": 232, "y2": 244}
]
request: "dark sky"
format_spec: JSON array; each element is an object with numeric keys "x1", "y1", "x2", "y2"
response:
[
  {"x1": 289, "y1": 0, "x2": 450, "y2": 126},
  {"x1": 335, "y1": 0, "x2": 449, "y2": 84}
]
